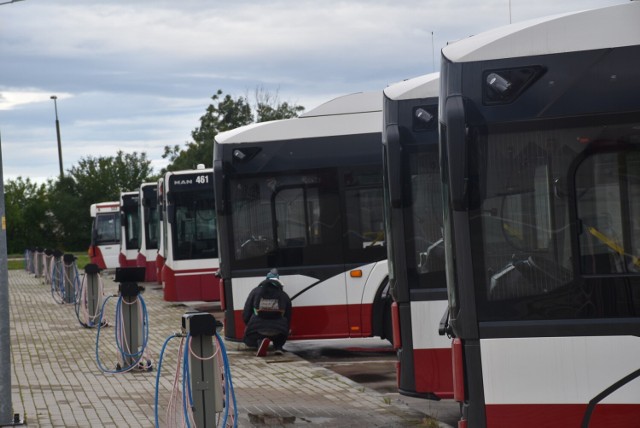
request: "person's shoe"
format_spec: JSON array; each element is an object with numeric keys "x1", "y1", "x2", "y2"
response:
[
  {"x1": 274, "y1": 348, "x2": 283, "y2": 356},
  {"x1": 256, "y1": 338, "x2": 270, "y2": 357}
]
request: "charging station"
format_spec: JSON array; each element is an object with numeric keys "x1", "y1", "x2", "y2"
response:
[
  {"x1": 155, "y1": 312, "x2": 236, "y2": 427},
  {"x1": 183, "y1": 312, "x2": 224, "y2": 426},
  {"x1": 62, "y1": 254, "x2": 78, "y2": 304},
  {"x1": 77, "y1": 263, "x2": 102, "y2": 328},
  {"x1": 95, "y1": 266, "x2": 152, "y2": 373},
  {"x1": 45, "y1": 249, "x2": 55, "y2": 285},
  {"x1": 35, "y1": 247, "x2": 44, "y2": 278}
]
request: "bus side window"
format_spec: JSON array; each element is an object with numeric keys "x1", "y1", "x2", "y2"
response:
[{"x1": 576, "y1": 150, "x2": 640, "y2": 274}]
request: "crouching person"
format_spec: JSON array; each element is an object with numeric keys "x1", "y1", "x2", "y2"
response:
[{"x1": 242, "y1": 269, "x2": 292, "y2": 356}]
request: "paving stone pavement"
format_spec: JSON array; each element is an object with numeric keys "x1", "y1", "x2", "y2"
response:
[{"x1": 7, "y1": 269, "x2": 445, "y2": 427}]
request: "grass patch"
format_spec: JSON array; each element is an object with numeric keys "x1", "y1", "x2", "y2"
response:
[{"x1": 6, "y1": 252, "x2": 91, "y2": 270}]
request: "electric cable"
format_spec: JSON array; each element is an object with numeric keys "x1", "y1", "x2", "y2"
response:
[
  {"x1": 154, "y1": 328, "x2": 237, "y2": 427},
  {"x1": 75, "y1": 270, "x2": 106, "y2": 328},
  {"x1": 50, "y1": 257, "x2": 66, "y2": 304},
  {"x1": 95, "y1": 293, "x2": 153, "y2": 374}
]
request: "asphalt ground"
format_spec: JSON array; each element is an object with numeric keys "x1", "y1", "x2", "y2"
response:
[{"x1": 6, "y1": 268, "x2": 455, "y2": 427}]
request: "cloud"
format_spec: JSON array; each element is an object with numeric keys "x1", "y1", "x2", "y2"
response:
[{"x1": 0, "y1": 0, "x2": 627, "y2": 181}]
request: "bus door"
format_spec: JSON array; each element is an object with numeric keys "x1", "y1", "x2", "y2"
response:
[
  {"x1": 275, "y1": 174, "x2": 349, "y2": 338},
  {"x1": 341, "y1": 165, "x2": 387, "y2": 336},
  {"x1": 231, "y1": 170, "x2": 347, "y2": 339}
]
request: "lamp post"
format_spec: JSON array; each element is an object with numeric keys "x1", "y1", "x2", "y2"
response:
[{"x1": 50, "y1": 95, "x2": 63, "y2": 178}]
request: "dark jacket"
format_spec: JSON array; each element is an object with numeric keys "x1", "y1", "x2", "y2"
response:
[{"x1": 242, "y1": 279, "x2": 292, "y2": 338}]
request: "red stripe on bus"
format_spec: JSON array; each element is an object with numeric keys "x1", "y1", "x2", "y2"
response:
[
  {"x1": 452, "y1": 338, "x2": 465, "y2": 403},
  {"x1": 89, "y1": 246, "x2": 107, "y2": 270},
  {"x1": 119, "y1": 253, "x2": 137, "y2": 268},
  {"x1": 391, "y1": 301, "x2": 401, "y2": 350},
  {"x1": 163, "y1": 265, "x2": 220, "y2": 302},
  {"x1": 412, "y1": 347, "x2": 454, "y2": 399},
  {"x1": 485, "y1": 404, "x2": 640, "y2": 427},
  {"x1": 136, "y1": 253, "x2": 157, "y2": 282},
  {"x1": 228, "y1": 303, "x2": 374, "y2": 341},
  {"x1": 155, "y1": 254, "x2": 165, "y2": 285}
]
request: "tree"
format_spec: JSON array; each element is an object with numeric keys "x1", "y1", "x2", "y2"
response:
[
  {"x1": 253, "y1": 86, "x2": 305, "y2": 122},
  {"x1": 4, "y1": 177, "x2": 55, "y2": 253},
  {"x1": 47, "y1": 176, "x2": 85, "y2": 251},
  {"x1": 69, "y1": 150, "x2": 154, "y2": 203},
  {"x1": 163, "y1": 88, "x2": 304, "y2": 172},
  {"x1": 45, "y1": 150, "x2": 155, "y2": 251}
]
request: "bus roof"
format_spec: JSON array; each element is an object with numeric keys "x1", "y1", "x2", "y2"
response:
[
  {"x1": 164, "y1": 166, "x2": 213, "y2": 177},
  {"x1": 383, "y1": 73, "x2": 439, "y2": 101},
  {"x1": 442, "y1": 2, "x2": 640, "y2": 63},
  {"x1": 215, "y1": 91, "x2": 382, "y2": 145},
  {"x1": 90, "y1": 201, "x2": 119, "y2": 217}
]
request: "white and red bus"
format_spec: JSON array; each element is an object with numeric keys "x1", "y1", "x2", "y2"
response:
[
  {"x1": 440, "y1": 2, "x2": 640, "y2": 426},
  {"x1": 137, "y1": 182, "x2": 159, "y2": 282},
  {"x1": 88, "y1": 201, "x2": 121, "y2": 270},
  {"x1": 118, "y1": 191, "x2": 140, "y2": 268},
  {"x1": 156, "y1": 177, "x2": 165, "y2": 285},
  {"x1": 382, "y1": 73, "x2": 453, "y2": 400},
  {"x1": 213, "y1": 91, "x2": 393, "y2": 342},
  {"x1": 161, "y1": 166, "x2": 219, "y2": 302}
]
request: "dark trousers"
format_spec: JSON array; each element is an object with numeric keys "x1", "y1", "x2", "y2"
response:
[{"x1": 243, "y1": 331, "x2": 287, "y2": 350}]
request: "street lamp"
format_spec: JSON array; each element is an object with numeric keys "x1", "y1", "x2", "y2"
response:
[{"x1": 50, "y1": 95, "x2": 63, "y2": 178}]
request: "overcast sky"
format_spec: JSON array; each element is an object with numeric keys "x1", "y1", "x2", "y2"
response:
[{"x1": 0, "y1": 0, "x2": 626, "y2": 182}]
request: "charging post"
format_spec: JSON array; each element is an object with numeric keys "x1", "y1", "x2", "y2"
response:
[
  {"x1": 44, "y1": 249, "x2": 55, "y2": 285},
  {"x1": 116, "y1": 267, "x2": 146, "y2": 369},
  {"x1": 62, "y1": 253, "x2": 77, "y2": 304},
  {"x1": 182, "y1": 312, "x2": 223, "y2": 426},
  {"x1": 35, "y1": 247, "x2": 44, "y2": 278},
  {"x1": 82, "y1": 264, "x2": 101, "y2": 326}
]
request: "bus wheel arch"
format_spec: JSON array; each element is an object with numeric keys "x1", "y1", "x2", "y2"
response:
[{"x1": 371, "y1": 277, "x2": 393, "y2": 342}]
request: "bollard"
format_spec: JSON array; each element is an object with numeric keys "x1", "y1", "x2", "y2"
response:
[
  {"x1": 45, "y1": 249, "x2": 56, "y2": 285},
  {"x1": 62, "y1": 253, "x2": 77, "y2": 304},
  {"x1": 81, "y1": 264, "x2": 102, "y2": 327},
  {"x1": 182, "y1": 312, "x2": 224, "y2": 426},
  {"x1": 35, "y1": 247, "x2": 44, "y2": 278},
  {"x1": 29, "y1": 247, "x2": 36, "y2": 275},
  {"x1": 115, "y1": 267, "x2": 146, "y2": 369}
]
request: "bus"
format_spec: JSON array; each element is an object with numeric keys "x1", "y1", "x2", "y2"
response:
[
  {"x1": 213, "y1": 91, "x2": 392, "y2": 342},
  {"x1": 119, "y1": 191, "x2": 140, "y2": 268},
  {"x1": 161, "y1": 166, "x2": 219, "y2": 302},
  {"x1": 156, "y1": 177, "x2": 165, "y2": 285},
  {"x1": 382, "y1": 73, "x2": 453, "y2": 400},
  {"x1": 88, "y1": 201, "x2": 121, "y2": 270},
  {"x1": 440, "y1": 2, "x2": 640, "y2": 426},
  {"x1": 137, "y1": 182, "x2": 159, "y2": 282}
]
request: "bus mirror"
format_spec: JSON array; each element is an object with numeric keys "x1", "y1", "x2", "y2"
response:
[
  {"x1": 385, "y1": 124, "x2": 403, "y2": 209},
  {"x1": 144, "y1": 206, "x2": 150, "y2": 223},
  {"x1": 445, "y1": 96, "x2": 468, "y2": 211},
  {"x1": 213, "y1": 159, "x2": 225, "y2": 214},
  {"x1": 167, "y1": 205, "x2": 176, "y2": 223}
]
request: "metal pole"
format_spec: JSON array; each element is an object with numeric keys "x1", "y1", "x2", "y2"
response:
[
  {"x1": 431, "y1": 31, "x2": 435, "y2": 73},
  {"x1": 0, "y1": 131, "x2": 16, "y2": 424},
  {"x1": 50, "y1": 96, "x2": 63, "y2": 178},
  {"x1": 0, "y1": 1, "x2": 27, "y2": 422}
]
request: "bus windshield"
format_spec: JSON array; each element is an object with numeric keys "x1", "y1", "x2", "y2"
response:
[
  {"x1": 123, "y1": 206, "x2": 139, "y2": 250},
  {"x1": 469, "y1": 117, "x2": 640, "y2": 321},
  {"x1": 408, "y1": 149, "x2": 445, "y2": 289},
  {"x1": 145, "y1": 203, "x2": 159, "y2": 249},
  {"x1": 172, "y1": 192, "x2": 217, "y2": 260},
  {"x1": 229, "y1": 166, "x2": 385, "y2": 269},
  {"x1": 93, "y1": 212, "x2": 120, "y2": 245}
]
